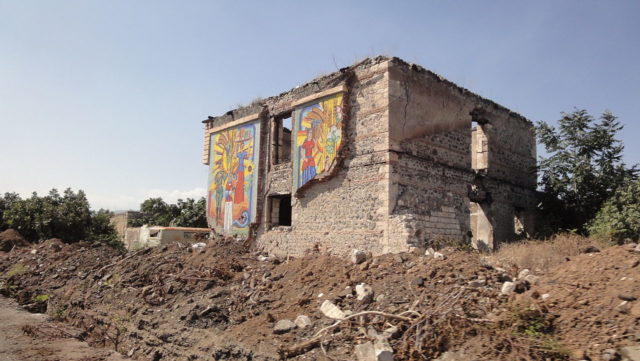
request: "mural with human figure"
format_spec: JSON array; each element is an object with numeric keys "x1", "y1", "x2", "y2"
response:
[
  {"x1": 207, "y1": 121, "x2": 260, "y2": 234},
  {"x1": 292, "y1": 93, "x2": 344, "y2": 192}
]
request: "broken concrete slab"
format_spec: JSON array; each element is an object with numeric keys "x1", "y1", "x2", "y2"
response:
[{"x1": 320, "y1": 300, "x2": 346, "y2": 319}]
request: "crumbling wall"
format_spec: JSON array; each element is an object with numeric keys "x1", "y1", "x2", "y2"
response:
[
  {"x1": 258, "y1": 59, "x2": 392, "y2": 256},
  {"x1": 386, "y1": 58, "x2": 537, "y2": 250},
  {"x1": 386, "y1": 59, "x2": 475, "y2": 249}
]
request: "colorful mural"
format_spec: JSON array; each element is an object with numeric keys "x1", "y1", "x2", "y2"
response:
[
  {"x1": 292, "y1": 93, "x2": 344, "y2": 192},
  {"x1": 207, "y1": 121, "x2": 260, "y2": 235}
]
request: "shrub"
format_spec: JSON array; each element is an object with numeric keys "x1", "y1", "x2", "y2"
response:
[{"x1": 588, "y1": 179, "x2": 640, "y2": 243}]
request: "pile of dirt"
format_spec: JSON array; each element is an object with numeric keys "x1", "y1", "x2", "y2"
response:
[
  {"x1": 0, "y1": 228, "x2": 30, "y2": 252},
  {"x1": 0, "y1": 238, "x2": 638, "y2": 361},
  {"x1": 513, "y1": 243, "x2": 640, "y2": 360}
]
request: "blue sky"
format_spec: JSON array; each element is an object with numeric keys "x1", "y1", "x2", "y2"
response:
[{"x1": 1, "y1": 1, "x2": 638, "y2": 210}]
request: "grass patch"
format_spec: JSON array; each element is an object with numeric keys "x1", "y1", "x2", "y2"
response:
[
  {"x1": 33, "y1": 294, "x2": 49, "y2": 303},
  {"x1": 488, "y1": 233, "x2": 612, "y2": 273},
  {"x1": 5, "y1": 263, "x2": 27, "y2": 277}
]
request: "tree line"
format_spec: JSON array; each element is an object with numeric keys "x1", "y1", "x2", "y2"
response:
[{"x1": 0, "y1": 190, "x2": 208, "y2": 249}]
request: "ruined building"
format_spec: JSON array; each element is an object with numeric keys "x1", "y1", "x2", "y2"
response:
[{"x1": 201, "y1": 56, "x2": 537, "y2": 256}]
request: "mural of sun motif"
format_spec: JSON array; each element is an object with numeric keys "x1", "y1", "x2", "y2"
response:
[
  {"x1": 207, "y1": 122, "x2": 260, "y2": 235},
  {"x1": 293, "y1": 93, "x2": 344, "y2": 191}
]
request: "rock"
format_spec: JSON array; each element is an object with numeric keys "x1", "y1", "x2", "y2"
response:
[
  {"x1": 517, "y1": 269, "x2": 530, "y2": 280},
  {"x1": 581, "y1": 245, "x2": 601, "y2": 253},
  {"x1": 634, "y1": 244, "x2": 640, "y2": 253},
  {"x1": 618, "y1": 293, "x2": 637, "y2": 301},
  {"x1": 541, "y1": 293, "x2": 551, "y2": 301},
  {"x1": 393, "y1": 254, "x2": 405, "y2": 264},
  {"x1": 355, "y1": 342, "x2": 376, "y2": 361},
  {"x1": 433, "y1": 252, "x2": 446, "y2": 260},
  {"x1": 425, "y1": 248, "x2": 436, "y2": 257},
  {"x1": 616, "y1": 300, "x2": 631, "y2": 314},
  {"x1": 373, "y1": 337, "x2": 394, "y2": 361},
  {"x1": 408, "y1": 246, "x2": 425, "y2": 255},
  {"x1": 621, "y1": 345, "x2": 640, "y2": 361},
  {"x1": 411, "y1": 276, "x2": 424, "y2": 287},
  {"x1": 601, "y1": 348, "x2": 620, "y2": 361},
  {"x1": 524, "y1": 274, "x2": 540, "y2": 285},
  {"x1": 375, "y1": 294, "x2": 385, "y2": 302},
  {"x1": 352, "y1": 250, "x2": 367, "y2": 264},
  {"x1": 320, "y1": 300, "x2": 345, "y2": 319},
  {"x1": 294, "y1": 315, "x2": 312, "y2": 329},
  {"x1": 273, "y1": 319, "x2": 296, "y2": 334},
  {"x1": 257, "y1": 255, "x2": 268, "y2": 261},
  {"x1": 355, "y1": 283, "x2": 375, "y2": 302},
  {"x1": 501, "y1": 281, "x2": 515, "y2": 295},
  {"x1": 468, "y1": 278, "x2": 487, "y2": 288}
]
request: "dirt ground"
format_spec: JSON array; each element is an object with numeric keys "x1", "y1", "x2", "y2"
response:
[
  {"x1": 0, "y1": 295, "x2": 125, "y2": 361},
  {"x1": 0, "y1": 234, "x2": 638, "y2": 361}
]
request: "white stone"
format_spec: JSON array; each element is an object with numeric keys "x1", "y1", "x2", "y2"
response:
[
  {"x1": 294, "y1": 315, "x2": 312, "y2": 329},
  {"x1": 355, "y1": 283, "x2": 375, "y2": 302},
  {"x1": 425, "y1": 247, "x2": 436, "y2": 257},
  {"x1": 273, "y1": 319, "x2": 296, "y2": 334},
  {"x1": 257, "y1": 255, "x2": 268, "y2": 261},
  {"x1": 518, "y1": 269, "x2": 530, "y2": 280},
  {"x1": 355, "y1": 342, "x2": 376, "y2": 361},
  {"x1": 374, "y1": 337, "x2": 395, "y2": 361},
  {"x1": 501, "y1": 281, "x2": 515, "y2": 295},
  {"x1": 541, "y1": 293, "x2": 551, "y2": 301},
  {"x1": 320, "y1": 300, "x2": 346, "y2": 319},
  {"x1": 191, "y1": 242, "x2": 206, "y2": 249},
  {"x1": 468, "y1": 278, "x2": 486, "y2": 288},
  {"x1": 352, "y1": 249, "x2": 367, "y2": 264},
  {"x1": 433, "y1": 252, "x2": 446, "y2": 260}
]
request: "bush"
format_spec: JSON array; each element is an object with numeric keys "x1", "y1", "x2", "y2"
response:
[{"x1": 588, "y1": 179, "x2": 640, "y2": 243}]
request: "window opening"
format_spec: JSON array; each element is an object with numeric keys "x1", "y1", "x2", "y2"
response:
[
  {"x1": 273, "y1": 113, "x2": 292, "y2": 164},
  {"x1": 269, "y1": 194, "x2": 292, "y2": 227}
]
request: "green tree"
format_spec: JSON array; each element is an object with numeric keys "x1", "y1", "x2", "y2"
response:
[
  {"x1": 173, "y1": 198, "x2": 208, "y2": 228},
  {"x1": 89, "y1": 209, "x2": 123, "y2": 251},
  {"x1": 536, "y1": 109, "x2": 638, "y2": 233},
  {"x1": 2, "y1": 188, "x2": 122, "y2": 249},
  {"x1": 588, "y1": 179, "x2": 640, "y2": 243},
  {"x1": 129, "y1": 197, "x2": 208, "y2": 228},
  {"x1": 0, "y1": 192, "x2": 21, "y2": 230}
]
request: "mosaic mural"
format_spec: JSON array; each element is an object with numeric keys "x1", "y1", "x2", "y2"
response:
[
  {"x1": 207, "y1": 121, "x2": 260, "y2": 234},
  {"x1": 292, "y1": 93, "x2": 344, "y2": 193}
]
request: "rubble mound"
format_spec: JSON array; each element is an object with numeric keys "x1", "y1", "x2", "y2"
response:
[
  {"x1": 0, "y1": 238, "x2": 638, "y2": 361},
  {"x1": 0, "y1": 229, "x2": 29, "y2": 252},
  {"x1": 516, "y1": 243, "x2": 640, "y2": 360}
]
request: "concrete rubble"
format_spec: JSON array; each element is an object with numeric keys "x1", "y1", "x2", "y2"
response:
[{"x1": 320, "y1": 300, "x2": 346, "y2": 320}]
